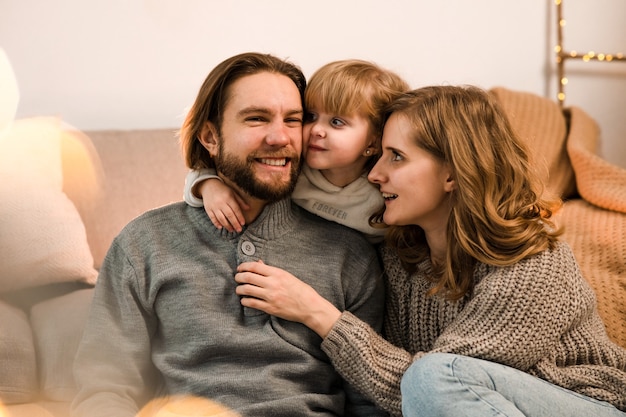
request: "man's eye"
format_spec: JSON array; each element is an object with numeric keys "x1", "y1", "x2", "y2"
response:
[{"x1": 286, "y1": 117, "x2": 303, "y2": 126}]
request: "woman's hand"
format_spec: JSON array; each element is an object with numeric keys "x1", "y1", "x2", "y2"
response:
[{"x1": 235, "y1": 261, "x2": 341, "y2": 338}]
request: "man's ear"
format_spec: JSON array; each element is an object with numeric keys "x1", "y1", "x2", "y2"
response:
[{"x1": 198, "y1": 121, "x2": 219, "y2": 157}]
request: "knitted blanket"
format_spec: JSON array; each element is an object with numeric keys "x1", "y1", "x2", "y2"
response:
[
  {"x1": 490, "y1": 87, "x2": 625, "y2": 348},
  {"x1": 559, "y1": 106, "x2": 626, "y2": 348}
]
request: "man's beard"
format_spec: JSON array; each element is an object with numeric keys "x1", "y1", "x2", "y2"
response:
[{"x1": 215, "y1": 144, "x2": 301, "y2": 202}]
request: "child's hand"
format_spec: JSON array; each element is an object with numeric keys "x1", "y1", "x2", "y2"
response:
[{"x1": 197, "y1": 179, "x2": 249, "y2": 232}]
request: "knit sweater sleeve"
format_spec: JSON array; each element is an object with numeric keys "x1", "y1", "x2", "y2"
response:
[
  {"x1": 183, "y1": 168, "x2": 221, "y2": 207},
  {"x1": 321, "y1": 241, "x2": 589, "y2": 416},
  {"x1": 72, "y1": 238, "x2": 161, "y2": 417},
  {"x1": 322, "y1": 311, "x2": 412, "y2": 416}
]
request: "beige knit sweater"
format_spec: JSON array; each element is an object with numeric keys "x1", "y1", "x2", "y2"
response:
[{"x1": 321, "y1": 242, "x2": 626, "y2": 416}]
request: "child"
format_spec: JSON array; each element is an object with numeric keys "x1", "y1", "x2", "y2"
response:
[{"x1": 183, "y1": 59, "x2": 409, "y2": 242}]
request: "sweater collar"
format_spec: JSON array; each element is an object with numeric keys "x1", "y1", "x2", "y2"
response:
[{"x1": 244, "y1": 197, "x2": 297, "y2": 240}]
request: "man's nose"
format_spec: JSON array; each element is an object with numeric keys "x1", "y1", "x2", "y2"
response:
[{"x1": 266, "y1": 121, "x2": 291, "y2": 146}]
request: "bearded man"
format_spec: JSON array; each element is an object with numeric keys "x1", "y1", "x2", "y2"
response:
[{"x1": 71, "y1": 52, "x2": 385, "y2": 417}]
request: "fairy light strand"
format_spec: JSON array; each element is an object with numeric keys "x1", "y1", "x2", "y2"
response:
[{"x1": 555, "y1": 0, "x2": 625, "y2": 106}]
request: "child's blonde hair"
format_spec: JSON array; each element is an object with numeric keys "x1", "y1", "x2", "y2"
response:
[{"x1": 305, "y1": 60, "x2": 409, "y2": 172}]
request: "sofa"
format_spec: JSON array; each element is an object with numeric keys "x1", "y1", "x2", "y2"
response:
[
  {"x1": 0, "y1": 123, "x2": 188, "y2": 417},
  {"x1": 0, "y1": 87, "x2": 624, "y2": 417}
]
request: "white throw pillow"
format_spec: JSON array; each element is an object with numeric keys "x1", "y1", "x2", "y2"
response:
[{"x1": 0, "y1": 117, "x2": 98, "y2": 292}]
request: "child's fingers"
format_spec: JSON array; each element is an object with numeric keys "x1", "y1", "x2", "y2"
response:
[
  {"x1": 207, "y1": 211, "x2": 229, "y2": 231},
  {"x1": 232, "y1": 196, "x2": 248, "y2": 227},
  {"x1": 222, "y1": 207, "x2": 244, "y2": 232}
]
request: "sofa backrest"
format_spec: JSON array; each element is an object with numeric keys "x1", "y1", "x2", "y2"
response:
[
  {"x1": 62, "y1": 128, "x2": 188, "y2": 269},
  {"x1": 489, "y1": 87, "x2": 576, "y2": 199}
]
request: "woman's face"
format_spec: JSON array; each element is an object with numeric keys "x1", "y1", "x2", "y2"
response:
[{"x1": 368, "y1": 113, "x2": 455, "y2": 231}]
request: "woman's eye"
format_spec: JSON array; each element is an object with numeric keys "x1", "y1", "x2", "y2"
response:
[
  {"x1": 330, "y1": 118, "x2": 345, "y2": 127},
  {"x1": 391, "y1": 151, "x2": 403, "y2": 162}
]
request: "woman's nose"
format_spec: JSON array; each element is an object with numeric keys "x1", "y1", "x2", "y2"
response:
[{"x1": 368, "y1": 160, "x2": 384, "y2": 183}]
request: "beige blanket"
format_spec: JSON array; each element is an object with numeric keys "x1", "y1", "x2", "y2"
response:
[
  {"x1": 491, "y1": 87, "x2": 625, "y2": 349},
  {"x1": 560, "y1": 106, "x2": 626, "y2": 348}
]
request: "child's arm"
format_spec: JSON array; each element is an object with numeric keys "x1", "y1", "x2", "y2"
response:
[
  {"x1": 183, "y1": 169, "x2": 220, "y2": 207},
  {"x1": 183, "y1": 169, "x2": 248, "y2": 232}
]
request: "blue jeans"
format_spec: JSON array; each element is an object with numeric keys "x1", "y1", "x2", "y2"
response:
[{"x1": 401, "y1": 353, "x2": 626, "y2": 417}]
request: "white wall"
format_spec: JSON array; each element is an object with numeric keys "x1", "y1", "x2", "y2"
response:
[{"x1": 1, "y1": 0, "x2": 625, "y2": 167}]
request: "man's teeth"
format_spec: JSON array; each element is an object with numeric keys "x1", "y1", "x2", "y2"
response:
[
  {"x1": 259, "y1": 158, "x2": 287, "y2": 166},
  {"x1": 382, "y1": 192, "x2": 397, "y2": 199}
]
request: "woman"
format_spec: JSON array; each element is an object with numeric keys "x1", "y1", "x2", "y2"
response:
[{"x1": 234, "y1": 85, "x2": 626, "y2": 416}]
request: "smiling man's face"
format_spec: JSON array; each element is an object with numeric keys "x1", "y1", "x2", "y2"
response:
[{"x1": 201, "y1": 71, "x2": 304, "y2": 202}]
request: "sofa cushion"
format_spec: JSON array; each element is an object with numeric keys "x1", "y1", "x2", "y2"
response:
[
  {"x1": 30, "y1": 288, "x2": 95, "y2": 402},
  {"x1": 490, "y1": 87, "x2": 576, "y2": 198},
  {"x1": 79, "y1": 128, "x2": 188, "y2": 269},
  {"x1": 565, "y1": 106, "x2": 626, "y2": 212},
  {"x1": 0, "y1": 117, "x2": 98, "y2": 293},
  {"x1": 0, "y1": 299, "x2": 38, "y2": 404}
]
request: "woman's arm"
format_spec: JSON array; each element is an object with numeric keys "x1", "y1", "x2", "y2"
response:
[
  {"x1": 235, "y1": 261, "x2": 342, "y2": 337},
  {"x1": 235, "y1": 260, "x2": 410, "y2": 416}
]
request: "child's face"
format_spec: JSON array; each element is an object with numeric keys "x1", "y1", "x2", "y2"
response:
[{"x1": 303, "y1": 104, "x2": 374, "y2": 186}]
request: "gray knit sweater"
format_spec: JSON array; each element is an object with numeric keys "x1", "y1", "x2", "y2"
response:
[
  {"x1": 322, "y1": 241, "x2": 626, "y2": 416},
  {"x1": 72, "y1": 199, "x2": 386, "y2": 417}
]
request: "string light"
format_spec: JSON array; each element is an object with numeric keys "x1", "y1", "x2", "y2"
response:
[{"x1": 554, "y1": 0, "x2": 625, "y2": 106}]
